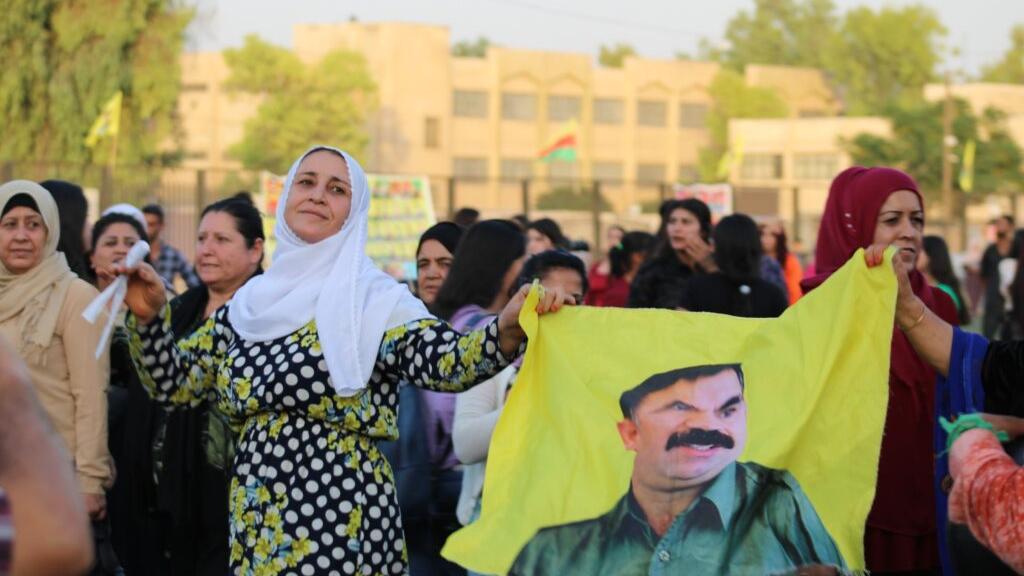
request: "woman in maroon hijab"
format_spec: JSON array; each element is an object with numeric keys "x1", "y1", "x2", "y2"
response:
[{"x1": 803, "y1": 167, "x2": 958, "y2": 575}]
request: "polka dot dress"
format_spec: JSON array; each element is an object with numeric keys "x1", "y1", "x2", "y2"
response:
[{"x1": 130, "y1": 306, "x2": 512, "y2": 576}]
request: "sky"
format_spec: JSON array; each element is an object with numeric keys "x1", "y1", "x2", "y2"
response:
[{"x1": 185, "y1": 0, "x2": 1023, "y2": 76}]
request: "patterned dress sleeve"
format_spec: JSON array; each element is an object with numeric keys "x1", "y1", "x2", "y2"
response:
[
  {"x1": 378, "y1": 317, "x2": 520, "y2": 392},
  {"x1": 127, "y1": 303, "x2": 228, "y2": 407},
  {"x1": 948, "y1": 432, "x2": 1024, "y2": 574}
]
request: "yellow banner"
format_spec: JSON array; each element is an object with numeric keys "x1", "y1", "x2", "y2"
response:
[
  {"x1": 444, "y1": 249, "x2": 896, "y2": 574},
  {"x1": 84, "y1": 91, "x2": 123, "y2": 149}
]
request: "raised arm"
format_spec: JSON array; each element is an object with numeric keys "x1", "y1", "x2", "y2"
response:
[
  {"x1": 949, "y1": 429, "x2": 1024, "y2": 574},
  {"x1": 865, "y1": 245, "x2": 953, "y2": 376},
  {"x1": 103, "y1": 261, "x2": 224, "y2": 407}
]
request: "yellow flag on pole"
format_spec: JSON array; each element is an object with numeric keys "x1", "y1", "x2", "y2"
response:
[
  {"x1": 959, "y1": 139, "x2": 976, "y2": 193},
  {"x1": 84, "y1": 91, "x2": 123, "y2": 149}
]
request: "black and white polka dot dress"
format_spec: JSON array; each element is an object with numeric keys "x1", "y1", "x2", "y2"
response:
[{"x1": 129, "y1": 305, "x2": 513, "y2": 576}]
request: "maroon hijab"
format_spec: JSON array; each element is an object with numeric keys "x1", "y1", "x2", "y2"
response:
[{"x1": 803, "y1": 166, "x2": 953, "y2": 571}]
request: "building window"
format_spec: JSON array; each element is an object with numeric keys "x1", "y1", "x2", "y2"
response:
[
  {"x1": 740, "y1": 154, "x2": 783, "y2": 180},
  {"x1": 181, "y1": 83, "x2": 208, "y2": 92},
  {"x1": 592, "y1": 161, "x2": 623, "y2": 182},
  {"x1": 637, "y1": 100, "x2": 667, "y2": 127},
  {"x1": 679, "y1": 103, "x2": 709, "y2": 129},
  {"x1": 677, "y1": 164, "x2": 700, "y2": 183},
  {"x1": 424, "y1": 117, "x2": 440, "y2": 149},
  {"x1": 548, "y1": 160, "x2": 578, "y2": 181},
  {"x1": 793, "y1": 153, "x2": 838, "y2": 180},
  {"x1": 799, "y1": 109, "x2": 827, "y2": 118},
  {"x1": 501, "y1": 158, "x2": 533, "y2": 180},
  {"x1": 184, "y1": 150, "x2": 208, "y2": 160},
  {"x1": 453, "y1": 157, "x2": 488, "y2": 179},
  {"x1": 453, "y1": 90, "x2": 488, "y2": 118},
  {"x1": 548, "y1": 95, "x2": 581, "y2": 122},
  {"x1": 594, "y1": 98, "x2": 624, "y2": 125},
  {"x1": 637, "y1": 163, "x2": 666, "y2": 183},
  {"x1": 502, "y1": 92, "x2": 537, "y2": 121}
]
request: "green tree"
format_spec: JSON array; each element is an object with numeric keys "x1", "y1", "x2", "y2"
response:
[
  {"x1": 0, "y1": 0, "x2": 191, "y2": 164},
  {"x1": 847, "y1": 100, "x2": 1024, "y2": 200},
  {"x1": 598, "y1": 44, "x2": 636, "y2": 68},
  {"x1": 536, "y1": 186, "x2": 611, "y2": 212},
  {"x1": 827, "y1": 5, "x2": 947, "y2": 114},
  {"x1": 699, "y1": 70, "x2": 789, "y2": 180},
  {"x1": 981, "y1": 25, "x2": 1024, "y2": 83},
  {"x1": 701, "y1": 0, "x2": 838, "y2": 70},
  {"x1": 224, "y1": 35, "x2": 377, "y2": 173},
  {"x1": 452, "y1": 37, "x2": 491, "y2": 58}
]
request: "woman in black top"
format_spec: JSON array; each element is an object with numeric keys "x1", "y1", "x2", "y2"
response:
[
  {"x1": 680, "y1": 213, "x2": 788, "y2": 318},
  {"x1": 628, "y1": 198, "x2": 715, "y2": 310},
  {"x1": 159, "y1": 198, "x2": 264, "y2": 576}
]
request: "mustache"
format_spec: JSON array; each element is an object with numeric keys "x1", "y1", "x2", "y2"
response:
[{"x1": 665, "y1": 428, "x2": 735, "y2": 451}]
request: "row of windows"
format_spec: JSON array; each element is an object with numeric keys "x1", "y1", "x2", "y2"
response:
[
  {"x1": 452, "y1": 158, "x2": 700, "y2": 183},
  {"x1": 454, "y1": 90, "x2": 709, "y2": 128},
  {"x1": 739, "y1": 153, "x2": 840, "y2": 181}
]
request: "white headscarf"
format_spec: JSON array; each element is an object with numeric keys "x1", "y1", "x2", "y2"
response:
[
  {"x1": 102, "y1": 203, "x2": 147, "y2": 231},
  {"x1": 228, "y1": 146, "x2": 431, "y2": 396}
]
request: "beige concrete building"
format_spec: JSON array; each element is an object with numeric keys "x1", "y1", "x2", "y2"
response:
[
  {"x1": 726, "y1": 116, "x2": 892, "y2": 244},
  {"x1": 175, "y1": 22, "x2": 841, "y2": 217}
]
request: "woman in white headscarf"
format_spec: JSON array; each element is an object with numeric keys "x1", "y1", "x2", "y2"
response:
[{"x1": 108, "y1": 146, "x2": 570, "y2": 575}]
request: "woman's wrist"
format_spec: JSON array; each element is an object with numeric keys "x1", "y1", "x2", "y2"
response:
[{"x1": 896, "y1": 296, "x2": 926, "y2": 331}]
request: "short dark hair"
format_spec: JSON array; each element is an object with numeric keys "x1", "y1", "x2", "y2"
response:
[
  {"x1": 453, "y1": 207, "x2": 480, "y2": 228},
  {"x1": 41, "y1": 180, "x2": 90, "y2": 279},
  {"x1": 201, "y1": 198, "x2": 265, "y2": 249},
  {"x1": 513, "y1": 250, "x2": 589, "y2": 297},
  {"x1": 141, "y1": 203, "x2": 165, "y2": 222},
  {"x1": 526, "y1": 218, "x2": 570, "y2": 250},
  {"x1": 619, "y1": 364, "x2": 744, "y2": 419}
]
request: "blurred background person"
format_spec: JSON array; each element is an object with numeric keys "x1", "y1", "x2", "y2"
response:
[
  {"x1": 425, "y1": 219, "x2": 527, "y2": 575},
  {"x1": 587, "y1": 225, "x2": 626, "y2": 288},
  {"x1": 629, "y1": 198, "x2": 714, "y2": 310},
  {"x1": 86, "y1": 209, "x2": 160, "y2": 574},
  {"x1": 586, "y1": 231, "x2": 653, "y2": 308},
  {"x1": 142, "y1": 203, "x2": 201, "y2": 291},
  {"x1": 681, "y1": 214, "x2": 787, "y2": 318},
  {"x1": 920, "y1": 235, "x2": 971, "y2": 327},
  {"x1": 982, "y1": 215, "x2": 1015, "y2": 338},
  {"x1": 760, "y1": 220, "x2": 803, "y2": 305},
  {"x1": 0, "y1": 181, "x2": 113, "y2": 572},
  {"x1": 453, "y1": 250, "x2": 588, "y2": 545},
  {"x1": 380, "y1": 221, "x2": 463, "y2": 575},
  {"x1": 41, "y1": 179, "x2": 91, "y2": 280},
  {"x1": 157, "y1": 198, "x2": 265, "y2": 576},
  {"x1": 453, "y1": 207, "x2": 480, "y2": 229},
  {"x1": 0, "y1": 334, "x2": 94, "y2": 576},
  {"x1": 525, "y1": 217, "x2": 570, "y2": 255}
]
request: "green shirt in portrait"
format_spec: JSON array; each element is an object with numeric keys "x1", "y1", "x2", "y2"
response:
[{"x1": 510, "y1": 462, "x2": 847, "y2": 576}]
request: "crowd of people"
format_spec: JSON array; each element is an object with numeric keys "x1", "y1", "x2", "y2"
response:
[{"x1": 0, "y1": 147, "x2": 1023, "y2": 576}]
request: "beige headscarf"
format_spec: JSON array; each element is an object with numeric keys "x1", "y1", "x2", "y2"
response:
[{"x1": 0, "y1": 180, "x2": 75, "y2": 363}]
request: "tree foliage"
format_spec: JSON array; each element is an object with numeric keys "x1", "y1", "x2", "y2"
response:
[
  {"x1": 536, "y1": 186, "x2": 612, "y2": 212},
  {"x1": 828, "y1": 6, "x2": 946, "y2": 114},
  {"x1": 598, "y1": 44, "x2": 636, "y2": 68},
  {"x1": 847, "y1": 100, "x2": 1024, "y2": 199},
  {"x1": 699, "y1": 70, "x2": 789, "y2": 180},
  {"x1": 699, "y1": 0, "x2": 837, "y2": 70},
  {"x1": 224, "y1": 35, "x2": 377, "y2": 173},
  {"x1": 702, "y1": 0, "x2": 947, "y2": 115},
  {"x1": 452, "y1": 37, "x2": 491, "y2": 58},
  {"x1": 0, "y1": 0, "x2": 192, "y2": 164},
  {"x1": 981, "y1": 25, "x2": 1024, "y2": 84}
]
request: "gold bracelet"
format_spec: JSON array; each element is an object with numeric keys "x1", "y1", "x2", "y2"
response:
[{"x1": 905, "y1": 303, "x2": 929, "y2": 330}]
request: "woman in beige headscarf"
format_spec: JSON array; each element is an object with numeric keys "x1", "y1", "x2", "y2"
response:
[{"x1": 0, "y1": 180, "x2": 113, "y2": 521}]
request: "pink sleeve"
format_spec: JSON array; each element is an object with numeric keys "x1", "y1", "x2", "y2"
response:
[{"x1": 949, "y1": 432, "x2": 1024, "y2": 573}]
